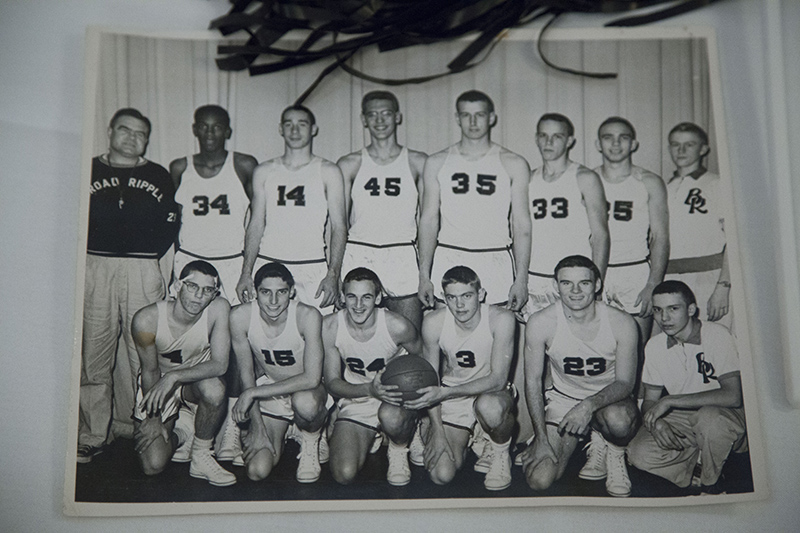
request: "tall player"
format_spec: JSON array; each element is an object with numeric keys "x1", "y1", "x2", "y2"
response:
[
  {"x1": 417, "y1": 90, "x2": 531, "y2": 311},
  {"x1": 229, "y1": 262, "x2": 328, "y2": 483},
  {"x1": 664, "y1": 122, "x2": 731, "y2": 326},
  {"x1": 525, "y1": 113, "x2": 609, "y2": 317},
  {"x1": 169, "y1": 104, "x2": 257, "y2": 303},
  {"x1": 131, "y1": 261, "x2": 236, "y2": 487},
  {"x1": 337, "y1": 91, "x2": 427, "y2": 329},
  {"x1": 594, "y1": 117, "x2": 669, "y2": 341},
  {"x1": 518, "y1": 255, "x2": 640, "y2": 497},
  {"x1": 236, "y1": 105, "x2": 347, "y2": 313},
  {"x1": 323, "y1": 268, "x2": 422, "y2": 487},
  {"x1": 405, "y1": 266, "x2": 517, "y2": 491}
]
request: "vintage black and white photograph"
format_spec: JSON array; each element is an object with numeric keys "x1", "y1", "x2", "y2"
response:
[{"x1": 64, "y1": 24, "x2": 767, "y2": 515}]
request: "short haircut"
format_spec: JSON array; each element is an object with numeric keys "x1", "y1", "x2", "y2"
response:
[
  {"x1": 343, "y1": 267, "x2": 383, "y2": 294},
  {"x1": 668, "y1": 121, "x2": 709, "y2": 146},
  {"x1": 254, "y1": 262, "x2": 295, "y2": 289},
  {"x1": 362, "y1": 90, "x2": 399, "y2": 113},
  {"x1": 538, "y1": 113, "x2": 575, "y2": 137},
  {"x1": 281, "y1": 104, "x2": 316, "y2": 126},
  {"x1": 441, "y1": 265, "x2": 482, "y2": 291},
  {"x1": 553, "y1": 255, "x2": 602, "y2": 292},
  {"x1": 598, "y1": 116, "x2": 636, "y2": 139},
  {"x1": 179, "y1": 260, "x2": 220, "y2": 288},
  {"x1": 456, "y1": 90, "x2": 494, "y2": 113},
  {"x1": 194, "y1": 104, "x2": 230, "y2": 126},
  {"x1": 109, "y1": 108, "x2": 151, "y2": 137},
  {"x1": 653, "y1": 280, "x2": 697, "y2": 309}
]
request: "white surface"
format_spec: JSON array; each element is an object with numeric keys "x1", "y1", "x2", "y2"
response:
[{"x1": 0, "y1": 0, "x2": 798, "y2": 531}]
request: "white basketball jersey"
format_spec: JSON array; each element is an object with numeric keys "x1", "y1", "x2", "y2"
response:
[
  {"x1": 596, "y1": 166, "x2": 650, "y2": 264},
  {"x1": 349, "y1": 147, "x2": 418, "y2": 245},
  {"x1": 174, "y1": 153, "x2": 249, "y2": 257},
  {"x1": 528, "y1": 161, "x2": 593, "y2": 275},
  {"x1": 547, "y1": 302, "x2": 617, "y2": 398},
  {"x1": 667, "y1": 171, "x2": 725, "y2": 260},
  {"x1": 247, "y1": 300, "x2": 305, "y2": 383},
  {"x1": 259, "y1": 157, "x2": 328, "y2": 262},
  {"x1": 335, "y1": 308, "x2": 402, "y2": 385},
  {"x1": 439, "y1": 304, "x2": 493, "y2": 387},
  {"x1": 437, "y1": 144, "x2": 512, "y2": 249},
  {"x1": 154, "y1": 300, "x2": 211, "y2": 375}
]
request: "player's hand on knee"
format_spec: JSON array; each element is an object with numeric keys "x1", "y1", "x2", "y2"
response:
[
  {"x1": 651, "y1": 419, "x2": 685, "y2": 451},
  {"x1": 417, "y1": 278, "x2": 436, "y2": 309},
  {"x1": 423, "y1": 428, "x2": 454, "y2": 470},
  {"x1": 558, "y1": 401, "x2": 593, "y2": 436},
  {"x1": 635, "y1": 284, "x2": 656, "y2": 317},
  {"x1": 232, "y1": 393, "x2": 254, "y2": 424},
  {"x1": 236, "y1": 275, "x2": 255, "y2": 303},
  {"x1": 134, "y1": 417, "x2": 169, "y2": 454},
  {"x1": 242, "y1": 423, "x2": 275, "y2": 461},
  {"x1": 403, "y1": 386, "x2": 443, "y2": 411},
  {"x1": 141, "y1": 374, "x2": 179, "y2": 417},
  {"x1": 643, "y1": 398, "x2": 671, "y2": 430},
  {"x1": 315, "y1": 273, "x2": 339, "y2": 308},
  {"x1": 370, "y1": 369, "x2": 403, "y2": 406},
  {"x1": 521, "y1": 440, "x2": 558, "y2": 471}
]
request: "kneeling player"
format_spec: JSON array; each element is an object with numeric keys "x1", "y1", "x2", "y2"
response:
[
  {"x1": 323, "y1": 268, "x2": 422, "y2": 486},
  {"x1": 519, "y1": 255, "x2": 640, "y2": 497},
  {"x1": 405, "y1": 266, "x2": 517, "y2": 491},
  {"x1": 131, "y1": 260, "x2": 235, "y2": 486},
  {"x1": 230, "y1": 262, "x2": 328, "y2": 483}
]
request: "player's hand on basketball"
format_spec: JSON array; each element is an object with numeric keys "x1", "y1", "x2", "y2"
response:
[
  {"x1": 232, "y1": 392, "x2": 254, "y2": 425},
  {"x1": 707, "y1": 284, "x2": 730, "y2": 321},
  {"x1": 236, "y1": 274, "x2": 256, "y2": 303},
  {"x1": 635, "y1": 283, "x2": 656, "y2": 318},
  {"x1": 506, "y1": 280, "x2": 529, "y2": 313},
  {"x1": 417, "y1": 277, "x2": 436, "y2": 309},
  {"x1": 651, "y1": 419, "x2": 686, "y2": 451},
  {"x1": 369, "y1": 369, "x2": 403, "y2": 406},
  {"x1": 403, "y1": 386, "x2": 444, "y2": 410},
  {"x1": 558, "y1": 401, "x2": 593, "y2": 436},
  {"x1": 140, "y1": 374, "x2": 179, "y2": 417},
  {"x1": 423, "y1": 426, "x2": 454, "y2": 470},
  {"x1": 315, "y1": 272, "x2": 339, "y2": 308},
  {"x1": 134, "y1": 416, "x2": 169, "y2": 454}
]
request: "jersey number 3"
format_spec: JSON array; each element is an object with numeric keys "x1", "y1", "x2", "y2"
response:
[
  {"x1": 563, "y1": 356, "x2": 606, "y2": 376},
  {"x1": 532, "y1": 197, "x2": 568, "y2": 219}
]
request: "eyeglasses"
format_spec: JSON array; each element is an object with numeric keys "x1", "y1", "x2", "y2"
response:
[{"x1": 183, "y1": 281, "x2": 217, "y2": 297}]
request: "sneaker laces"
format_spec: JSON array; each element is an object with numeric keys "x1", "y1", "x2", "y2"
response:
[{"x1": 583, "y1": 433, "x2": 606, "y2": 471}]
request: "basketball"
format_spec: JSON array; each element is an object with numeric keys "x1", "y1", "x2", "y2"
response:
[{"x1": 381, "y1": 355, "x2": 439, "y2": 402}]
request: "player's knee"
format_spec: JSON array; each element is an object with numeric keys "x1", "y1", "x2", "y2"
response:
[
  {"x1": 429, "y1": 462, "x2": 457, "y2": 486},
  {"x1": 138, "y1": 446, "x2": 170, "y2": 476},
  {"x1": 196, "y1": 378, "x2": 227, "y2": 408},
  {"x1": 526, "y1": 464, "x2": 556, "y2": 491},
  {"x1": 246, "y1": 454, "x2": 273, "y2": 482},
  {"x1": 329, "y1": 458, "x2": 359, "y2": 485},
  {"x1": 597, "y1": 402, "x2": 640, "y2": 442},
  {"x1": 693, "y1": 406, "x2": 728, "y2": 438},
  {"x1": 378, "y1": 403, "x2": 414, "y2": 436},
  {"x1": 291, "y1": 390, "x2": 323, "y2": 420},
  {"x1": 474, "y1": 393, "x2": 512, "y2": 428}
]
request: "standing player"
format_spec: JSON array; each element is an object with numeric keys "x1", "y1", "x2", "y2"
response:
[
  {"x1": 417, "y1": 90, "x2": 531, "y2": 311},
  {"x1": 627, "y1": 281, "x2": 745, "y2": 493},
  {"x1": 405, "y1": 266, "x2": 517, "y2": 491},
  {"x1": 236, "y1": 105, "x2": 347, "y2": 313},
  {"x1": 525, "y1": 113, "x2": 610, "y2": 317},
  {"x1": 131, "y1": 261, "x2": 236, "y2": 487},
  {"x1": 323, "y1": 268, "x2": 422, "y2": 486},
  {"x1": 78, "y1": 108, "x2": 180, "y2": 463},
  {"x1": 338, "y1": 91, "x2": 427, "y2": 329},
  {"x1": 169, "y1": 104, "x2": 257, "y2": 303},
  {"x1": 229, "y1": 262, "x2": 328, "y2": 483},
  {"x1": 594, "y1": 117, "x2": 669, "y2": 341},
  {"x1": 519, "y1": 255, "x2": 639, "y2": 497},
  {"x1": 664, "y1": 122, "x2": 731, "y2": 327}
]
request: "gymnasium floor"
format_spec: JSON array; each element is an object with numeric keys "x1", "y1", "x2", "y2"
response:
[{"x1": 74, "y1": 436, "x2": 753, "y2": 504}]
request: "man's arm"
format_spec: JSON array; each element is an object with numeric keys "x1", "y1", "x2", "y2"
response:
[
  {"x1": 519, "y1": 309, "x2": 559, "y2": 469},
  {"x1": 708, "y1": 240, "x2": 731, "y2": 321},
  {"x1": 408, "y1": 149, "x2": 428, "y2": 213},
  {"x1": 644, "y1": 372, "x2": 742, "y2": 430},
  {"x1": 577, "y1": 166, "x2": 610, "y2": 279},
  {"x1": 503, "y1": 151, "x2": 532, "y2": 312},
  {"x1": 168, "y1": 157, "x2": 187, "y2": 190},
  {"x1": 131, "y1": 305, "x2": 163, "y2": 415},
  {"x1": 638, "y1": 171, "x2": 670, "y2": 317},
  {"x1": 233, "y1": 152, "x2": 259, "y2": 200},
  {"x1": 318, "y1": 161, "x2": 348, "y2": 308},
  {"x1": 336, "y1": 151, "x2": 361, "y2": 219},
  {"x1": 417, "y1": 152, "x2": 446, "y2": 308},
  {"x1": 322, "y1": 313, "x2": 376, "y2": 400},
  {"x1": 558, "y1": 308, "x2": 638, "y2": 436},
  {"x1": 237, "y1": 164, "x2": 268, "y2": 302},
  {"x1": 385, "y1": 311, "x2": 423, "y2": 357}
]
